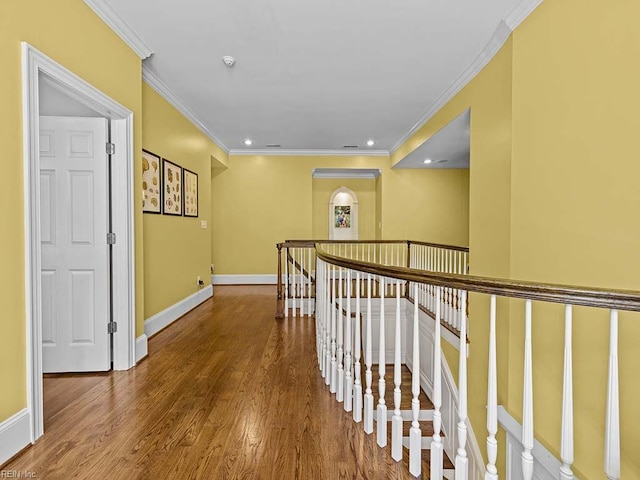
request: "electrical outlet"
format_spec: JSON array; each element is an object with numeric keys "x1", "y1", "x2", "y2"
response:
[
  {"x1": 197, "y1": 276, "x2": 201, "y2": 285},
  {"x1": 210, "y1": 263, "x2": 214, "y2": 273}
]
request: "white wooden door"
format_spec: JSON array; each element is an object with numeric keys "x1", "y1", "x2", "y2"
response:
[{"x1": 39, "y1": 116, "x2": 111, "y2": 373}]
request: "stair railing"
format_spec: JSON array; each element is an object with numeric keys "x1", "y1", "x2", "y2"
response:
[
  {"x1": 310, "y1": 243, "x2": 640, "y2": 480},
  {"x1": 276, "y1": 239, "x2": 469, "y2": 327}
]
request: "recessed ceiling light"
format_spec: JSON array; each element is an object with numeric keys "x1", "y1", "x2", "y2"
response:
[
  {"x1": 366, "y1": 140, "x2": 375, "y2": 147},
  {"x1": 244, "y1": 139, "x2": 253, "y2": 146},
  {"x1": 423, "y1": 159, "x2": 432, "y2": 164}
]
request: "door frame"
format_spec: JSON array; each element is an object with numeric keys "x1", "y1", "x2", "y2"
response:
[{"x1": 22, "y1": 43, "x2": 136, "y2": 441}]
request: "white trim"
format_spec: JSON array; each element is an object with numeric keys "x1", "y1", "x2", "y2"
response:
[
  {"x1": 135, "y1": 334, "x2": 148, "y2": 363},
  {"x1": 230, "y1": 149, "x2": 389, "y2": 157},
  {"x1": 83, "y1": 0, "x2": 153, "y2": 59},
  {"x1": 0, "y1": 409, "x2": 31, "y2": 467},
  {"x1": 22, "y1": 43, "x2": 136, "y2": 442},
  {"x1": 504, "y1": 0, "x2": 544, "y2": 30},
  {"x1": 142, "y1": 68, "x2": 228, "y2": 153},
  {"x1": 144, "y1": 286, "x2": 213, "y2": 338},
  {"x1": 212, "y1": 274, "x2": 278, "y2": 285},
  {"x1": 312, "y1": 168, "x2": 382, "y2": 179},
  {"x1": 390, "y1": 0, "x2": 543, "y2": 154}
]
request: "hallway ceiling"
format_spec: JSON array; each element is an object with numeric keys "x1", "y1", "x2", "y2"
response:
[{"x1": 103, "y1": 0, "x2": 530, "y2": 153}]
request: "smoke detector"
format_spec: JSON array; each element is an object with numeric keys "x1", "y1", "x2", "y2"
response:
[{"x1": 222, "y1": 56, "x2": 236, "y2": 68}]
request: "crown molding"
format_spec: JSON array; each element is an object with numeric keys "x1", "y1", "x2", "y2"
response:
[
  {"x1": 143, "y1": 66, "x2": 229, "y2": 153},
  {"x1": 229, "y1": 149, "x2": 389, "y2": 157},
  {"x1": 312, "y1": 168, "x2": 381, "y2": 179},
  {"x1": 83, "y1": 0, "x2": 153, "y2": 59},
  {"x1": 504, "y1": 0, "x2": 543, "y2": 30},
  {"x1": 390, "y1": 0, "x2": 543, "y2": 154}
]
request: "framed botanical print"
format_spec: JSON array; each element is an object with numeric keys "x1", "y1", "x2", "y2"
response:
[
  {"x1": 142, "y1": 150, "x2": 161, "y2": 213},
  {"x1": 162, "y1": 158, "x2": 183, "y2": 216},
  {"x1": 183, "y1": 168, "x2": 198, "y2": 217}
]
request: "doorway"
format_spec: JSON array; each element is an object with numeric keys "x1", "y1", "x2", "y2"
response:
[{"x1": 22, "y1": 43, "x2": 136, "y2": 441}]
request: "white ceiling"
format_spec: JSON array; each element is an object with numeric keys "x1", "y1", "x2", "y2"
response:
[
  {"x1": 394, "y1": 109, "x2": 469, "y2": 169},
  {"x1": 103, "y1": 0, "x2": 531, "y2": 153}
]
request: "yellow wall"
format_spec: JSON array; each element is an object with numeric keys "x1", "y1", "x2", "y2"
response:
[
  {"x1": 375, "y1": 176, "x2": 383, "y2": 239},
  {"x1": 507, "y1": 1, "x2": 640, "y2": 477},
  {"x1": 394, "y1": 1, "x2": 640, "y2": 477},
  {"x1": 311, "y1": 178, "x2": 377, "y2": 239},
  {"x1": 0, "y1": 0, "x2": 143, "y2": 422},
  {"x1": 380, "y1": 169, "x2": 470, "y2": 245},
  {"x1": 391, "y1": 37, "x2": 514, "y2": 474},
  {"x1": 211, "y1": 155, "x2": 387, "y2": 274},
  {"x1": 211, "y1": 155, "x2": 469, "y2": 275},
  {"x1": 142, "y1": 83, "x2": 226, "y2": 318}
]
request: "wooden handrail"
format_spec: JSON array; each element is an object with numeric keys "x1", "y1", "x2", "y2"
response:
[
  {"x1": 282, "y1": 239, "x2": 410, "y2": 248},
  {"x1": 407, "y1": 240, "x2": 469, "y2": 253},
  {"x1": 315, "y1": 245, "x2": 640, "y2": 312}
]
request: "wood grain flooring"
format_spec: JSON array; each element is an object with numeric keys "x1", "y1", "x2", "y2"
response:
[{"x1": 4, "y1": 285, "x2": 446, "y2": 479}]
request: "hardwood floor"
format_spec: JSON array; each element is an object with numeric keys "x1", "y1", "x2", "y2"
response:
[{"x1": 4, "y1": 285, "x2": 444, "y2": 479}]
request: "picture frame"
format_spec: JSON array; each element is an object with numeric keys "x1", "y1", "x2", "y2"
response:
[
  {"x1": 183, "y1": 168, "x2": 198, "y2": 217},
  {"x1": 141, "y1": 150, "x2": 161, "y2": 214},
  {"x1": 334, "y1": 205, "x2": 351, "y2": 228},
  {"x1": 162, "y1": 158, "x2": 183, "y2": 216}
]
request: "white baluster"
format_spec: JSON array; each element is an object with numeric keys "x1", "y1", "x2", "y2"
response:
[
  {"x1": 604, "y1": 309, "x2": 620, "y2": 480},
  {"x1": 353, "y1": 271, "x2": 363, "y2": 422},
  {"x1": 364, "y1": 273, "x2": 374, "y2": 434},
  {"x1": 337, "y1": 267, "x2": 345, "y2": 402},
  {"x1": 344, "y1": 269, "x2": 353, "y2": 412},
  {"x1": 318, "y1": 261, "x2": 326, "y2": 378},
  {"x1": 448, "y1": 251, "x2": 454, "y2": 329},
  {"x1": 330, "y1": 265, "x2": 337, "y2": 392},
  {"x1": 301, "y1": 248, "x2": 306, "y2": 317},
  {"x1": 429, "y1": 247, "x2": 435, "y2": 312},
  {"x1": 392, "y1": 279, "x2": 403, "y2": 461},
  {"x1": 284, "y1": 247, "x2": 289, "y2": 317},
  {"x1": 316, "y1": 260, "x2": 323, "y2": 370},
  {"x1": 308, "y1": 247, "x2": 313, "y2": 315},
  {"x1": 485, "y1": 295, "x2": 498, "y2": 480},
  {"x1": 292, "y1": 249, "x2": 297, "y2": 314},
  {"x1": 431, "y1": 286, "x2": 444, "y2": 480},
  {"x1": 377, "y1": 276, "x2": 387, "y2": 447},
  {"x1": 410, "y1": 283, "x2": 423, "y2": 478},
  {"x1": 324, "y1": 261, "x2": 331, "y2": 385},
  {"x1": 299, "y1": 248, "x2": 304, "y2": 316},
  {"x1": 560, "y1": 304, "x2": 574, "y2": 480},
  {"x1": 522, "y1": 300, "x2": 534, "y2": 480},
  {"x1": 455, "y1": 290, "x2": 469, "y2": 480}
]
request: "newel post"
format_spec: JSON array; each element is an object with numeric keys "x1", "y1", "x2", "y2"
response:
[{"x1": 276, "y1": 243, "x2": 284, "y2": 319}]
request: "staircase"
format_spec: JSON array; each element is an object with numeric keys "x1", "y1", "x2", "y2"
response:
[{"x1": 276, "y1": 239, "x2": 640, "y2": 479}]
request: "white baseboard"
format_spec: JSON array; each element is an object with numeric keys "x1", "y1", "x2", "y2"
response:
[
  {"x1": 499, "y1": 406, "x2": 561, "y2": 480},
  {"x1": 144, "y1": 285, "x2": 213, "y2": 338},
  {"x1": 0, "y1": 408, "x2": 31, "y2": 466},
  {"x1": 135, "y1": 334, "x2": 148, "y2": 363},
  {"x1": 212, "y1": 274, "x2": 278, "y2": 285}
]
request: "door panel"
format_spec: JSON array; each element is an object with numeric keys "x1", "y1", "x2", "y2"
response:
[
  {"x1": 40, "y1": 116, "x2": 110, "y2": 373},
  {"x1": 41, "y1": 270, "x2": 57, "y2": 346},
  {"x1": 69, "y1": 171, "x2": 94, "y2": 245}
]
